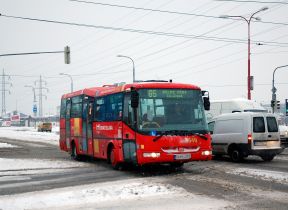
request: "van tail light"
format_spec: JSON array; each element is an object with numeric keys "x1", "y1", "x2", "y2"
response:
[{"x1": 248, "y1": 134, "x2": 253, "y2": 144}]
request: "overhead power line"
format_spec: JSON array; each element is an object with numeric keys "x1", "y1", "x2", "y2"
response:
[
  {"x1": 69, "y1": 0, "x2": 222, "y2": 19},
  {"x1": 214, "y1": 0, "x2": 288, "y2": 4},
  {"x1": 1, "y1": 14, "x2": 288, "y2": 47},
  {"x1": 69, "y1": 0, "x2": 288, "y2": 27}
]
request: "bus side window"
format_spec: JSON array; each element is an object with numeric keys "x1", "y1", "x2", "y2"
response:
[
  {"x1": 123, "y1": 94, "x2": 133, "y2": 126},
  {"x1": 60, "y1": 98, "x2": 66, "y2": 118},
  {"x1": 95, "y1": 98, "x2": 105, "y2": 122}
]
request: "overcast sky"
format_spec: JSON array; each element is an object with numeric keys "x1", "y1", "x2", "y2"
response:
[{"x1": 1, "y1": 0, "x2": 288, "y2": 116}]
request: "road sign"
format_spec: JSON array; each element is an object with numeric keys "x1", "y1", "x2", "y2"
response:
[{"x1": 33, "y1": 105, "x2": 37, "y2": 113}]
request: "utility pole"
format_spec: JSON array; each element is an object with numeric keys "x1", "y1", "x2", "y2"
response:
[
  {"x1": 0, "y1": 69, "x2": 12, "y2": 117},
  {"x1": 35, "y1": 75, "x2": 48, "y2": 117}
]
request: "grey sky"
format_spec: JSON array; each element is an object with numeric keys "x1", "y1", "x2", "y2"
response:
[{"x1": 0, "y1": 0, "x2": 287, "y2": 116}]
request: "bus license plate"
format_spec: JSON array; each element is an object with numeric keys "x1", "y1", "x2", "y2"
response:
[{"x1": 174, "y1": 154, "x2": 191, "y2": 160}]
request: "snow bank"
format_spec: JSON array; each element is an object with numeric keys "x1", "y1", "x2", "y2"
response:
[
  {"x1": 0, "y1": 126, "x2": 59, "y2": 145},
  {"x1": 0, "y1": 158, "x2": 87, "y2": 176},
  {"x1": 0, "y1": 142, "x2": 18, "y2": 148},
  {"x1": 228, "y1": 167, "x2": 288, "y2": 185}
]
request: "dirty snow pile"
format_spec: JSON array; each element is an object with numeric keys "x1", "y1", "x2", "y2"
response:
[
  {"x1": 0, "y1": 158, "x2": 86, "y2": 176},
  {"x1": 228, "y1": 167, "x2": 288, "y2": 185},
  {"x1": 0, "y1": 126, "x2": 59, "y2": 145},
  {"x1": 0, "y1": 142, "x2": 18, "y2": 148}
]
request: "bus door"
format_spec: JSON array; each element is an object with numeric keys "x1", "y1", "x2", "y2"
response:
[
  {"x1": 122, "y1": 93, "x2": 137, "y2": 163},
  {"x1": 82, "y1": 97, "x2": 93, "y2": 155},
  {"x1": 65, "y1": 98, "x2": 71, "y2": 149}
]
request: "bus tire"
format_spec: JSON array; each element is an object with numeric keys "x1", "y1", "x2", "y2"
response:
[
  {"x1": 71, "y1": 142, "x2": 80, "y2": 161},
  {"x1": 109, "y1": 147, "x2": 120, "y2": 170}
]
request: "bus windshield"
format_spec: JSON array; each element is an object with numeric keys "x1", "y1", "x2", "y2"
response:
[{"x1": 138, "y1": 89, "x2": 208, "y2": 134}]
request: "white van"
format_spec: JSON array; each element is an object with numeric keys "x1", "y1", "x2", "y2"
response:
[
  {"x1": 206, "y1": 98, "x2": 267, "y2": 121},
  {"x1": 208, "y1": 112, "x2": 283, "y2": 162}
]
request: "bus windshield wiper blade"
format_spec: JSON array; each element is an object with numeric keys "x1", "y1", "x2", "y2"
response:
[
  {"x1": 153, "y1": 131, "x2": 170, "y2": 142},
  {"x1": 153, "y1": 134, "x2": 164, "y2": 142},
  {"x1": 191, "y1": 133, "x2": 208, "y2": 140}
]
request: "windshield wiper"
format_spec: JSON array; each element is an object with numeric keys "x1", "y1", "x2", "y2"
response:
[
  {"x1": 153, "y1": 131, "x2": 171, "y2": 142},
  {"x1": 152, "y1": 131, "x2": 209, "y2": 142},
  {"x1": 191, "y1": 133, "x2": 208, "y2": 140},
  {"x1": 172, "y1": 130, "x2": 208, "y2": 140},
  {"x1": 153, "y1": 134, "x2": 164, "y2": 142}
]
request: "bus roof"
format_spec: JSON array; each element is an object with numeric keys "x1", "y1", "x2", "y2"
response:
[{"x1": 61, "y1": 82, "x2": 201, "y2": 99}]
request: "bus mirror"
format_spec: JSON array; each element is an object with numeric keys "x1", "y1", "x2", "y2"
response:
[
  {"x1": 203, "y1": 97, "x2": 210, "y2": 111},
  {"x1": 202, "y1": 90, "x2": 210, "y2": 111},
  {"x1": 131, "y1": 89, "x2": 139, "y2": 108}
]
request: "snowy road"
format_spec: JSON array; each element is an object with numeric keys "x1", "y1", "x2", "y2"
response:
[{"x1": 0, "y1": 127, "x2": 288, "y2": 209}]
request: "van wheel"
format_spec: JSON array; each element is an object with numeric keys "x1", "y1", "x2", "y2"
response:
[
  {"x1": 261, "y1": 155, "x2": 275, "y2": 162},
  {"x1": 229, "y1": 148, "x2": 243, "y2": 162}
]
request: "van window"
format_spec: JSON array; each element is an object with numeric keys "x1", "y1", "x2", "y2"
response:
[
  {"x1": 208, "y1": 121, "x2": 215, "y2": 134},
  {"x1": 253, "y1": 117, "x2": 265, "y2": 133},
  {"x1": 267, "y1": 117, "x2": 278, "y2": 132},
  {"x1": 214, "y1": 119, "x2": 243, "y2": 134}
]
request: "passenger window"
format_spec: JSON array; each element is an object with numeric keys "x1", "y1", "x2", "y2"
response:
[
  {"x1": 95, "y1": 98, "x2": 105, "y2": 121},
  {"x1": 60, "y1": 99, "x2": 66, "y2": 118},
  {"x1": 267, "y1": 117, "x2": 278, "y2": 132},
  {"x1": 253, "y1": 117, "x2": 265, "y2": 133},
  {"x1": 71, "y1": 96, "x2": 83, "y2": 118},
  {"x1": 95, "y1": 93, "x2": 123, "y2": 122}
]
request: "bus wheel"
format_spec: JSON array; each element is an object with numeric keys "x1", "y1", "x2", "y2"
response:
[
  {"x1": 71, "y1": 143, "x2": 80, "y2": 161},
  {"x1": 229, "y1": 148, "x2": 243, "y2": 162},
  {"x1": 109, "y1": 147, "x2": 120, "y2": 170}
]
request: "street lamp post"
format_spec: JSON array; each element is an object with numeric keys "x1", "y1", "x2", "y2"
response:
[
  {"x1": 25, "y1": 85, "x2": 37, "y2": 128},
  {"x1": 59, "y1": 73, "x2": 73, "y2": 92},
  {"x1": 24, "y1": 85, "x2": 37, "y2": 104},
  {"x1": 117, "y1": 55, "x2": 135, "y2": 83},
  {"x1": 272, "y1": 64, "x2": 288, "y2": 113},
  {"x1": 220, "y1": 7, "x2": 268, "y2": 100}
]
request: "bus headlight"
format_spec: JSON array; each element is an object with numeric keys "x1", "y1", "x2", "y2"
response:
[
  {"x1": 201, "y1": 150, "x2": 212, "y2": 156},
  {"x1": 143, "y1": 152, "x2": 160, "y2": 158}
]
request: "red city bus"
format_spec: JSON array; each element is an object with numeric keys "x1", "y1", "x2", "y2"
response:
[{"x1": 59, "y1": 82, "x2": 212, "y2": 169}]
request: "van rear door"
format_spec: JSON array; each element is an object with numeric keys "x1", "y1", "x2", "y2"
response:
[{"x1": 252, "y1": 114, "x2": 280, "y2": 150}]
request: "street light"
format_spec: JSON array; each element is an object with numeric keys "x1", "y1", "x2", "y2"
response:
[
  {"x1": 117, "y1": 55, "x2": 135, "y2": 83},
  {"x1": 271, "y1": 64, "x2": 288, "y2": 113},
  {"x1": 59, "y1": 73, "x2": 73, "y2": 92},
  {"x1": 24, "y1": 85, "x2": 37, "y2": 103},
  {"x1": 220, "y1": 7, "x2": 268, "y2": 100}
]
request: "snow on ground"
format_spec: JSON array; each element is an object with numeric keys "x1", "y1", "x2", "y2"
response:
[
  {"x1": 0, "y1": 126, "x2": 59, "y2": 145},
  {"x1": 0, "y1": 178, "x2": 232, "y2": 210},
  {"x1": 0, "y1": 158, "x2": 87, "y2": 176},
  {"x1": 0, "y1": 142, "x2": 18, "y2": 148},
  {"x1": 228, "y1": 167, "x2": 288, "y2": 185}
]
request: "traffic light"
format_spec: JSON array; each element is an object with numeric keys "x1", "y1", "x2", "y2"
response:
[
  {"x1": 276, "y1": 100, "x2": 281, "y2": 110},
  {"x1": 285, "y1": 99, "x2": 288, "y2": 116},
  {"x1": 64, "y1": 46, "x2": 70, "y2": 64},
  {"x1": 271, "y1": 100, "x2": 275, "y2": 108}
]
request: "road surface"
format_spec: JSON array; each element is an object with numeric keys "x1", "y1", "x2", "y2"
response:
[{"x1": 0, "y1": 137, "x2": 288, "y2": 209}]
